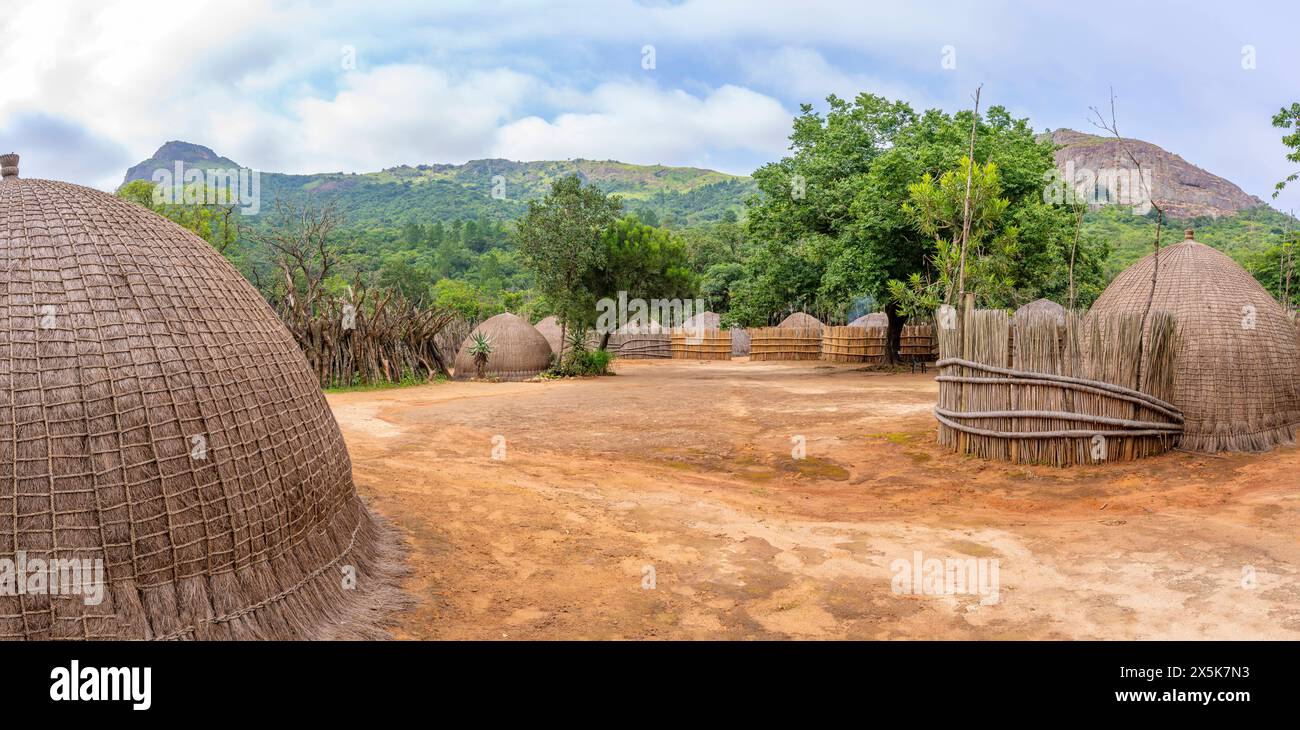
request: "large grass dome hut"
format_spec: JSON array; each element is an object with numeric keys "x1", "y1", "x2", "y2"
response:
[
  {"x1": 1087, "y1": 229, "x2": 1300, "y2": 452},
  {"x1": 778, "y1": 312, "x2": 824, "y2": 330},
  {"x1": 454, "y1": 312, "x2": 553, "y2": 380},
  {"x1": 0, "y1": 155, "x2": 403, "y2": 640}
]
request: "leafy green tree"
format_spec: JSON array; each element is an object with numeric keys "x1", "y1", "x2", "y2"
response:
[
  {"x1": 1273, "y1": 102, "x2": 1300, "y2": 198},
  {"x1": 583, "y1": 215, "x2": 698, "y2": 343},
  {"x1": 514, "y1": 175, "x2": 623, "y2": 347}
]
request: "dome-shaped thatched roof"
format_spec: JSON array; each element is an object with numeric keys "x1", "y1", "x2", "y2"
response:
[
  {"x1": 682, "y1": 311, "x2": 721, "y2": 330},
  {"x1": 849, "y1": 312, "x2": 888, "y2": 328},
  {"x1": 778, "y1": 312, "x2": 824, "y2": 329},
  {"x1": 1014, "y1": 298, "x2": 1066, "y2": 324},
  {"x1": 1087, "y1": 231, "x2": 1300, "y2": 452},
  {"x1": 0, "y1": 158, "x2": 401, "y2": 639},
  {"x1": 454, "y1": 313, "x2": 553, "y2": 380},
  {"x1": 534, "y1": 315, "x2": 563, "y2": 355}
]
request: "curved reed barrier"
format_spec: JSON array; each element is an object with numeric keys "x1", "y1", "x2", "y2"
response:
[
  {"x1": 611, "y1": 332, "x2": 672, "y2": 359},
  {"x1": 936, "y1": 307, "x2": 1183, "y2": 465}
]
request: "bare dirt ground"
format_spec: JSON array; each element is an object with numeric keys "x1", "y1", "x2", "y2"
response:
[{"x1": 328, "y1": 360, "x2": 1300, "y2": 640}]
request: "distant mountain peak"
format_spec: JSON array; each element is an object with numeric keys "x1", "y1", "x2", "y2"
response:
[
  {"x1": 1046, "y1": 128, "x2": 1264, "y2": 218},
  {"x1": 122, "y1": 141, "x2": 242, "y2": 186}
]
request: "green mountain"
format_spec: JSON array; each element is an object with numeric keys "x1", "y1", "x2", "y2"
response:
[{"x1": 122, "y1": 142, "x2": 756, "y2": 228}]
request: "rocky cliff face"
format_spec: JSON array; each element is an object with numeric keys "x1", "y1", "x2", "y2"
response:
[{"x1": 1048, "y1": 129, "x2": 1264, "y2": 218}]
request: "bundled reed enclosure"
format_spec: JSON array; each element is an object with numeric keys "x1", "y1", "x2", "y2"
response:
[
  {"x1": 749, "y1": 327, "x2": 823, "y2": 361},
  {"x1": 935, "y1": 304, "x2": 1183, "y2": 466},
  {"x1": 730, "y1": 326, "x2": 751, "y2": 356},
  {"x1": 899, "y1": 322, "x2": 936, "y2": 370},
  {"x1": 821, "y1": 326, "x2": 887, "y2": 363},
  {"x1": 0, "y1": 158, "x2": 404, "y2": 639},
  {"x1": 670, "y1": 329, "x2": 732, "y2": 360}
]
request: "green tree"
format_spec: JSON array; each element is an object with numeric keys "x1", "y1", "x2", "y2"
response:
[
  {"x1": 584, "y1": 215, "x2": 698, "y2": 343},
  {"x1": 1273, "y1": 102, "x2": 1300, "y2": 198},
  {"x1": 514, "y1": 175, "x2": 623, "y2": 347}
]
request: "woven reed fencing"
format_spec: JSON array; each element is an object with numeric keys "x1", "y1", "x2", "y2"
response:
[
  {"x1": 749, "y1": 327, "x2": 823, "y2": 361},
  {"x1": 935, "y1": 305, "x2": 1183, "y2": 466},
  {"x1": 821, "y1": 326, "x2": 887, "y2": 363},
  {"x1": 671, "y1": 330, "x2": 732, "y2": 360},
  {"x1": 899, "y1": 323, "x2": 936, "y2": 363},
  {"x1": 610, "y1": 332, "x2": 672, "y2": 359}
]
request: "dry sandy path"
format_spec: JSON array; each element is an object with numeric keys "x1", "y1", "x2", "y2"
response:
[{"x1": 328, "y1": 360, "x2": 1300, "y2": 640}]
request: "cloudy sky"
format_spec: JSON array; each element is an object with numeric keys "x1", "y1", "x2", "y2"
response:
[{"x1": 2, "y1": 0, "x2": 1298, "y2": 211}]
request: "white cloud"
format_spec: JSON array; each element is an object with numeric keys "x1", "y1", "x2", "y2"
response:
[{"x1": 494, "y1": 82, "x2": 790, "y2": 172}]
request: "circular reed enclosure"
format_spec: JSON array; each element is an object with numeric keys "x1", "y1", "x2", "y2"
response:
[
  {"x1": 748, "y1": 327, "x2": 823, "y2": 361},
  {"x1": 935, "y1": 308, "x2": 1184, "y2": 466},
  {"x1": 821, "y1": 326, "x2": 887, "y2": 363},
  {"x1": 1088, "y1": 234, "x2": 1300, "y2": 452},
  {"x1": 453, "y1": 312, "x2": 553, "y2": 380},
  {"x1": 0, "y1": 169, "x2": 403, "y2": 639},
  {"x1": 670, "y1": 329, "x2": 731, "y2": 360}
]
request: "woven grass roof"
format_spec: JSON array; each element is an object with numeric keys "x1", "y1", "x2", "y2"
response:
[
  {"x1": 849, "y1": 312, "x2": 888, "y2": 328},
  {"x1": 682, "y1": 311, "x2": 721, "y2": 330},
  {"x1": 1087, "y1": 231, "x2": 1300, "y2": 452},
  {"x1": 534, "y1": 315, "x2": 563, "y2": 355},
  {"x1": 454, "y1": 312, "x2": 553, "y2": 380},
  {"x1": 0, "y1": 162, "x2": 404, "y2": 639},
  {"x1": 778, "y1": 312, "x2": 824, "y2": 329}
]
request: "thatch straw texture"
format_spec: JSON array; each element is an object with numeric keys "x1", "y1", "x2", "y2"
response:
[
  {"x1": 0, "y1": 169, "x2": 405, "y2": 640},
  {"x1": 822, "y1": 326, "x2": 887, "y2": 363},
  {"x1": 730, "y1": 326, "x2": 751, "y2": 356},
  {"x1": 777, "y1": 312, "x2": 824, "y2": 330},
  {"x1": 670, "y1": 329, "x2": 731, "y2": 360},
  {"x1": 849, "y1": 312, "x2": 888, "y2": 328},
  {"x1": 681, "y1": 311, "x2": 721, "y2": 331},
  {"x1": 533, "y1": 315, "x2": 564, "y2": 355},
  {"x1": 749, "y1": 327, "x2": 822, "y2": 360},
  {"x1": 1087, "y1": 234, "x2": 1300, "y2": 452},
  {"x1": 453, "y1": 313, "x2": 553, "y2": 380},
  {"x1": 1014, "y1": 298, "x2": 1067, "y2": 325}
]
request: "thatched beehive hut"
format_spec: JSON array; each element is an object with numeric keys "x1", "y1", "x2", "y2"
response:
[
  {"x1": 849, "y1": 312, "x2": 888, "y2": 328},
  {"x1": 682, "y1": 311, "x2": 721, "y2": 331},
  {"x1": 1087, "y1": 230, "x2": 1300, "y2": 452},
  {"x1": 778, "y1": 312, "x2": 824, "y2": 330},
  {"x1": 534, "y1": 315, "x2": 564, "y2": 355},
  {"x1": 1014, "y1": 298, "x2": 1067, "y2": 325},
  {"x1": 453, "y1": 313, "x2": 553, "y2": 380},
  {"x1": 0, "y1": 155, "x2": 403, "y2": 640}
]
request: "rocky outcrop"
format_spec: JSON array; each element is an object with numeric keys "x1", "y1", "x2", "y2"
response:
[{"x1": 1047, "y1": 129, "x2": 1264, "y2": 218}]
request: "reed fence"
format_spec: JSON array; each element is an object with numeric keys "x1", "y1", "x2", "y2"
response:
[
  {"x1": 749, "y1": 327, "x2": 823, "y2": 361},
  {"x1": 610, "y1": 332, "x2": 672, "y2": 359},
  {"x1": 821, "y1": 326, "x2": 887, "y2": 363},
  {"x1": 935, "y1": 301, "x2": 1183, "y2": 466},
  {"x1": 670, "y1": 330, "x2": 732, "y2": 360}
]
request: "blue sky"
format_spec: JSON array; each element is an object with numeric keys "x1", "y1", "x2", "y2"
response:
[{"x1": 2, "y1": 0, "x2": 1298, "y2": 211}]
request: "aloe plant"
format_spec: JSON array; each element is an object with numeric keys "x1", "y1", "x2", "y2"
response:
[{"x1": 467, "y1": 332, "x2": 493, "y2": 379}]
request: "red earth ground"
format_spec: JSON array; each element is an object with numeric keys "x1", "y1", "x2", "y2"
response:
[{"x1": 327, "y1": 359, "x2": 1300, "y2": 640}]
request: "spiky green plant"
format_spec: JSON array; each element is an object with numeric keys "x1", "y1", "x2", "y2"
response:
[{"x1": 467, "y1": 332, "x2": 493, "y2": 379}]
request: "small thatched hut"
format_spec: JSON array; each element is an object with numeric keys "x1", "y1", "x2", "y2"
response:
[
  {"x1": 454, "y1": 313, "x2": 553, "y2": 380},
  {"x1": 778, "y1": 312, "x2": 824, "y2": 330},
  {"x1": 1087, "y1": 230, "x2": 1300, "y2": 452},
  {"x1": 849, "y1": 312, "x2": 888, "y2": 328},
  {"x1": 0, "y1": 155, "x2": 403, "y2": 640},
  {"x1": 1014, "y1": 298, "x2": 1067, "y2": 325},
  {"x1": 682, "y1": 311, "x2": 721, "y2": 331}
]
